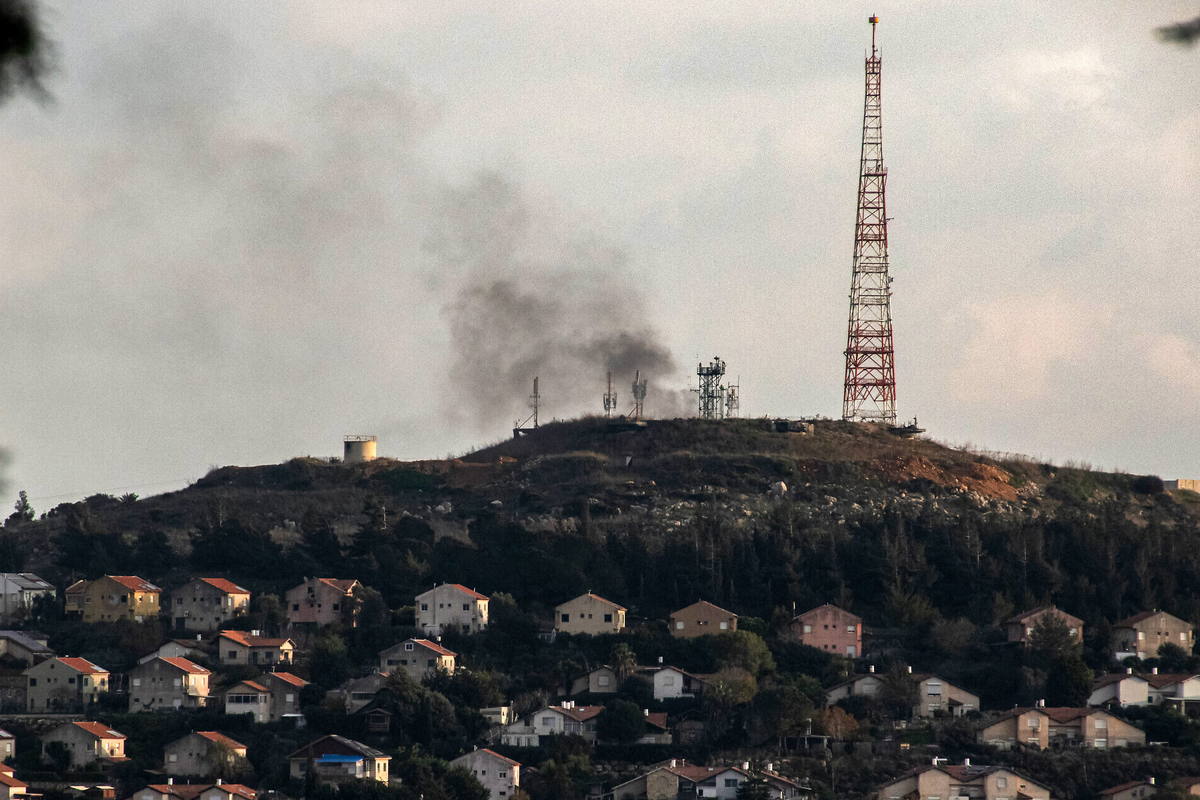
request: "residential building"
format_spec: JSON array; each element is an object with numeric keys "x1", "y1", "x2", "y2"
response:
[
  {"x1": 416, "y1": 583, "x2": 489, "y2": 636},
  {"x1": 670, "y1": 601, "x2": 737, "y2": 639},
  {"x1": 133, "y1": 784, "x2": 256, "y2": 800},
  {"x1": 676, "y1": 765, "x2": 753, "y2": 800},
  {"x1": 792, "y1": 604, "x2": 862, "y2": 657},
  {"x1": 138, "y1": 637, "x2": 209, "y2": 665},
  {"x1": 378, "y1": 638, "x2": 456, "y2": 681},
  {"x1": 825, "y1": 669, "x2": 978, "y2": 717},
  {"x1": 1100, "y1": 780, "x2": 1158, "y2": 800},
  {"x1": 64, "y1": 575, "x2": 160, "y2": 623},
  {"x1": 331, "y1": 672, "x2": 392, "y2": 714},
  {"x1": 0, "y1": 730, "x2": 14, "y2": 763},
  {"x1": 1114, "y1": 610, "x2": 1195, "y2": 660},
  {"x1": 128, "y1": 657, "x2": 210, "y2": 712},
  {"x1": 606, "y1": 762, "x2": 778, "y2": 800},
  {"x1": 875, "y1": 764, "x2": 1051, "y2": 800},
  {"x1": 25, "y1": 656, "x2": 109, "y2": 712},
  {"x1": 42, "y1": 721, "x2": 127, "y2": 767},
  {"x1": 500, "y1": 702, "x2": 603, "y2": 746},
  {"x1": 163, "y1": 731, "x2": 248, "y2": 778},
  {"x1": 554, "y1": 593, "x2": 626, "y2": 636},
  {"x1": 1090, "y1": 673, "x2": 1151, "y2": 708},
  {"x1": 223, "y1": 680, "x2": 271, "y2": 722},
  {"x1": 1168, "y1": 777, "x2": 1200, "y2": 795},
  {"x1": 978, "y1": 706, "x2": 1146, "y2": 749},
  {"x1": 170, "y1": 578, "x2": 251, "y2": 632},
  {"x1": 216, "y1": 630, "x2": 294, "y2": 667},
  {"x1": 0, "y1": 770, "x2": 27, "y2": 800},
  {"x1": 284, "y1": 578, "x2": 361, "y2": 628},
  {"x1": 568, "y1": 666, "x2": 619, "y2": 696},
  {"x1": 640, "y1": 666, "x2": 707, "y2": 702},
  {"x1": 0, "y1": 573, "x2": 54, "y2": 623},
  {"x1": 450, "y1": 748, "x2": 520, "y2": 799},
  {"x1": 637, "y1": 712, "x2": 672, "y2": 745},
  {"x1": 608, "y1": 763, "x2": 701, "y2": 800},
  {"x1": 1005, "y1": 606, "x2": 1083, "y2": 645},
  {"x1": 0, "y1": 630, "x2": 53, "y2": 666},
  {"x1": 825, "y1": 674, "x2": 883, "y2": 703},
  {"x1": 286, "y1": 734, "x2": 391, "y2": 785},
  {"x1": 263, "y1": 671, "x2": 308, "y2": 721},
  {"x1": 481, "y1": 705, "x2": 515, "y2": 728},
  {"x1": 1141, "y1": 671, "x2": 1200, "y2": 709}
]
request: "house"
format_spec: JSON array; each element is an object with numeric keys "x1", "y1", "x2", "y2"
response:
[
  {"x1": 223, "y1": 680, "x2": 271, "y2": 722},
  {"x1": 132, "y1": 784, "x2": 256, "y2": 800},
  {"x1": 637, "y1": 712, "x2": 672, "y2": 745},
  {"x1": 0, "y1": 630, "x2": 53, "y2": 666},
  {"x1": 416, "y1": 583, "x2": 489, "y2": 636},
  {"x1": 163, "y1": 730, "x2": 248, "y2": 778},
  {"x1": 568, "y1": 666, "x2": 619, "y2": 696},
  {"x1": 64, "y1": 575, "x2": 160, "y2": 623},
  {"x1": 1100, "y1": 780, "x2": 1158, "y2": 800},
  {"x1": 825, "y1": 668, "x2": 978, "y2": 717},
  {"x1": 675, "y1": 764, "x2": 753, "y2": 800},
  {"x1": 285, "y1": 578, "x2": 361, "y2": 628},
  {"x1": 554, "y1": 593, "x2": 626, "y2": 636},
  {"x1": 640, "y1": 666, "x2": 707, "y2": 702},
  {"x1": 977, "y1": 706, "x2": 1146, "y2": 749},
  {"x1": 0, "y1": 731, "x2": 14, "y2": 764},
  {"x1": 0, "y1": 573, "x2": 54, "y2": 623},
  {"x1": 670, "y1": 601, "x2": 737, "y2": 639},
  {"x1": 128, "y1": 657, "x2": 210, "y2": 712},
  {"x1": 378, "y1": 639, "x2": 456, "y2": 681},
  {"x1": 1140, "y1": 671, "x2": 1200, "y2": 709},
  {"x1": 500, "y1": 702, "x2": 603, "y2": 746},
  {"x1": 1090, "y1": 672, "x2": 1151, "y2": 708},
  {"x1": 875, "y1": 764, "x2": 1051, "y2": 800},
  {"x1": 792, "y1": 604, "x2": 862, "y2": 657},
  {"x1": 331, "y1": 672, "x2": 392, "y2": 714},
  {"x1": 263, "y1": 671, "x2": 308, "y2": 721},
  {"x1": 1114, "y1": 610, "x2": 1193, "y2": 660},
  {"x1": 450, "y1": 748, "x2": 520, "y2": 799},
  {"x1": 286, "y1": 734, "x2": 391, "y2": 785},
  {"x1": 481, "y1": 705, "x2": 515, "y2": 728},
  {"x1": 42, "y1": 721, "x2": 127, "y2": 767},
  {"x1": 607, "y1": 763, "x2": 763, "y2": 800},
  {"x1": 138, "y1": 637, "x2": 209, "y2": 665},
  {"x1": 216, "y1": 630, "x2": 295, "y2": 667},
  {"x1": 607, "y1": 763, "x2": 701, "y2": 800},
  {"x1": 25, "y1": 656, "x2": 109, "y2": 712},
  {"x1": 170, "y1": 578, "x2": 251, "y2": 632},
  {"x1": 0, "y1": 771, "x2": 27, "y2": 800},
  {"x1": 1005, "y1": 606, "x2": 1083, "y2": 645},
  {"x1": 1168, "y1": 777, "x2": 1200, "y2": 795}
]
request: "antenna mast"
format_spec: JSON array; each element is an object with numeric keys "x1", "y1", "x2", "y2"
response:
[
  {"x1": 695, "y1": 357, "x2": 727, "y2": 420},
  {"x1": 842, "y1": 14, "x2": 897, "y2": 425},
  {"x1": 631, "y1": 370, "x2": 648, "y2": 420},
  {"x1": 603, "y1": 371, "x2": 617, "y2": 418}
]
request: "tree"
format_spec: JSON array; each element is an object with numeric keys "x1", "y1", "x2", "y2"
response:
[
  {"x1": 1030, "y1": 612, "x2": 1081, "y2": 663},
  {"x1": 736, "y1": 777, "x2": 772, "y2": 800},
  {"x1": 309, "y1": 633, "x2": 350, "y2": 689},
  {"x1": 1157, "y1": 642, "x2": 1191, "y2": 673},
  {"x1": 199, "y1": 738, "x2": 253, "y2": 781},
  {"x1": 754, "y1": 677, "x2": 815, "y2": 746},
  {"x1": 4, "y1": 490, "x2": 32, "y2": 527},
  {"x1": 1046, "y1": 654, "x2": 1094, "y2": 707},
  {"x1": 818, "y1": 706, "x2": 859, "y2": 740},
  {"x1": 711, "y1": 630, "x2": 776, "y2": 676},
  {"x1": 596, "y1": 698, "x2": 645, "y2": 744},
  {"x1": 878, "y1": 665, "x2": 919, "y2": 720},
  {"x1": 610, "y1": 643, "x2": 636, "y2": 682}
]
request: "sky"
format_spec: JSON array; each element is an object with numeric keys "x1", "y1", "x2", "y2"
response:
[{"x1": 0, "y1": 2, "x2": 1198, "y2": 512}]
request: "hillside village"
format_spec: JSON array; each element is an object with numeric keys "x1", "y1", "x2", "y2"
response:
[{"x1": 0, "y1": 419, "x2": 1198, "y2": 800}]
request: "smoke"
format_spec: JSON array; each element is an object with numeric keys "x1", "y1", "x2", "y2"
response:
[{"x1": 430, "y1": 172, "x2": 681, "y2": 426}]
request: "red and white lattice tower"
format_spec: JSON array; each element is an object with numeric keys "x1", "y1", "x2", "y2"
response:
[{"x1": 842, "y1": 15, "x2": 897, "y2": 425}]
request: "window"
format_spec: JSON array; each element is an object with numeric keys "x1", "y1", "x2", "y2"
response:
[
  {"x1": 405, "y1": 643, "x2": 414, "y2": 651},
  {"x1": 500, "y1": 771, "x2": 507, "y2": 778},
  {"x1": 803, "y1": 624, "x2": 812, "y2": 633},
  {"x1": 719, "y1": 621, "x2": 728, "y2": 630},
  {"x1": 132, "y1": 678, "x2": 141, "y2": 687},
  {"x1": 29, "y1": 678, "x2": 37, "y2": 687},
  {"x1": 604, "y1": 614, "x2": 612, "y2": 623},
  {"x1": 561, "y1": 614, "x2": 569, "y2": 622},
  {"x1": 332, "y1": 603, "x2": 339, "y2": 611},
  {"x1": 292, "y1": 604, "x2": 299, "y2": 611},
  {"x1": 997, "y1": 778, "x2": 1007, "y2": 788},
  {"x1": 676, "y1": 621, "x2": 685, "y2": 629},
  {"x1": 1069, "y1": 628, "x2": 1078, "y2": 636},
  {"x1": 598, "y1": 676, "x2": 611, "y2": 687},
  {"x1": 228, "y1": 651, "x2": 237, "y2": 660},
  {"x1": 1029, "y1": 717, "x2": 1040, "y2": 729},
  {"x1": 168, "y1": 754, "x2": 177, "y2": 762},
  {"x1": 421, "y1": 603, "x2": 428, "y2": 611},
  {"x1": 463, "y1": 604, "x2": 470, "y2": 611},
  {"x1": 1138, "y1": 631, "x2": 1146, "y2": 640},
  {"x1": 724, "y1": 779, "x2": 739, "y2": 788},
  {"x1": 1095, "y1": 719, "x2": 1107, "y2": 729}
]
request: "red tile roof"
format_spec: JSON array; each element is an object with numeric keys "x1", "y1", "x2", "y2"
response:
[
  {"x1": 107, "y1": 575, "x2": 160, "y2": 592},
  {"x1": 560, "y1": 592, "x2": 625, "y2": 611},
  {"x1": 1100, "y1": 781, "x2": 1152, "y2": 796},
  {"x1": 73, "y1": 721, "x2": 125, "y2": 739},
  {"x1": 146, "y1": 788, "x2": 207, "y2": 800},
  {"x1": 319, "y1": 578, "x2": 359, "y2": 593},
  {"x1": 1140, "y1": 672, "x2": 1199, "y2": 689},
  {"x1": 267, "y1": 671, "x2": 308, "y2": 687},
  {"x1": 1093, "y1": 673, "x2": 1146, "y2": 689},
  {"x1": 218, "y1": 630, "x2": 292, "y2": 648},
  {"x1": 1004, "y1": 605, "x2": 1083, "y2": 625},
  {"x1": 200, "y1": 577, "x2": 250, "y2": 595},
  {"x1": 409, "y1": 639, "x2": 457, "y2": 657},
  {"x1": 446, "y1": 583, "x2": 488, "y2": 600},
  {"x1": 196, "y1": 731, "x2": 247, "y2": 750},
  {"x1": 159, "y1": 657, "x2": 209, "y2": 674},
  {"x1": 794, "y1": 603, "x2": 862, "y2": 623},
  {"x1": 672, "y1": 600, "x2": 737, "y2": 618},
  {"x1": 58, "y1": 656, "x2": 108, "y2": 675},
  {"x1": 228, "y1": 680, "x2": 268, "y2": 693},
  {"x1": 0, "y1": 773, "x2": 25, "y2": 789},
  {"x1": 480, "y1": 748, "x2": 521, "y2": 766},
  {"x1": 556, "y1": 704, "x2": 603, "y2": 722},
  {"x1": 646, "y1": 712, "x2": 668, "y2": 730}
]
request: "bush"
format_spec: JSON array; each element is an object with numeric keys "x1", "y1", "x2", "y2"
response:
[{"x1": 1132, "y1": 475, "x2": 1165, "y2": 495}]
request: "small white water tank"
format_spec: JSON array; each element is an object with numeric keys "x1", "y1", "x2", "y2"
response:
[{"x1": 344, "y1": 435, "x2": 377, "y2": 464}]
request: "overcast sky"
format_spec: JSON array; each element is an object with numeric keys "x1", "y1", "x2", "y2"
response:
[{"x1": 0, "y1": 2, "x2": 1197, "y2": 512}]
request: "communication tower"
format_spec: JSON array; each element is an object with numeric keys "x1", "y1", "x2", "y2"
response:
[
  {"x1": 842, "y1": 15, "x2": 898, "y2": 425},
  {"x1": 725, "y1": 378, "x2": 740, "y2": 419},
  {"x1": 695, "y1": 357, "x2": 727, "y2": 420},
  {"x1": 631, "y1": 370, "x2": 648, "y2": 420},
  {"x1": 603, "y1": 371, "x2": 618, "y2": 418},
  {"x1": 512, "y1": 377, "x2": 541, "y2": 437}
]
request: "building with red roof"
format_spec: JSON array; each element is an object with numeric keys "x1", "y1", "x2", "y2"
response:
[
  {"x1": 133, "y1": 784, "x2": 256, "y2": 800},
  {"x1": 875, "y1": 763, "x2": 1051, "y2": 800},
  {"x1": 128, "y1": 657, "x2": 210, "y2": 712},
  {"x1": 25, "y1": 656, "x2": 109, "y2": 712},
  {"x1": 216, "y1": 630, "x2": 295, "y2": 667},
  {"x1": 170, "y1": 577, "x2": 251, "y2": 632},
  {"x1": 379, "y1": 638, "x2": 456, "y2": 682},
  {"x1": 451, "y1": 748, "x2": 520, "y2": 799},
  {"x1": 978, "y1": 705, "x2": 1146, "y2": 749},
  {"x1": 42, "y1": 720, "x2": 127, "y2": 767},
  {"x1": 163, "y1": 730, "x2": 248, "y2": 778},
  {"x1": 284, "y1": 578, "x2": 362, "y2": 628},
  {"x1": 500, "y1": 701, "x2": 603, "y2": 746},
  {"x1": 65, "y1": 575, "x2": 160, "y2": 624},
  {"x1": 1113, "y1": 609, "x2": 1195, "y2": 660},
  {"x1": 416, "y1": 583, "x2": 490, "y2": 636}
]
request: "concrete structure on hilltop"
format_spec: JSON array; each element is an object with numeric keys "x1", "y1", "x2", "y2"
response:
[
  {"x1": 25, "y1": 656, "x2": 109, "y2": 712},
  {"x1": 286, "y1": 734, "x2": 391, "y2": 786},
  {"x1": 163, "y1": 731, "x2": 248, "y2": 778},
  {"x1": 42, "y1": 721, "x2": 127, "y2": 767},
  {"x1": 1113, "y1": 610, "x2": 1194, "y2": 660},
  {"x1": 65, "y1": 575, "x2": 160, "y2": 623},
  {"x1": 170, "y1": 578, "x2": 251, "y2": 632},
  {"x1": 284, "y1": 578, "x2": 361, "y2": 628},
  {"x1": 792, "y1": 604, "x2": 862, "y2": 657},
  {"x1": 1005, "y1": 606, "x2": 1083, "y2": 646},
  {"x1": 379, "y1": 638, "x2": 456, "y2": 682},
  {"x1": 876, "y1": 764, "x2": 1051, "y2": 800},
  {"x1": 450, "y1": 748, "x2": 521, "y2": 799},
  {"x1": 416, "y1": 583, "x2": 489, "y2": 636},
  {"x1": 554, "y1": 593, "x2": 626, "y2": 636},
  {"x1": 128, "y1": 657, "x2": 210, "y2": 712},
  {"x1": 670, "y1": 600, "x2": 737, "y2": 639}
]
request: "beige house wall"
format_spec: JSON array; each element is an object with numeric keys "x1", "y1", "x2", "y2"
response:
[
  {"x1": 555, "y1": 594, "x2": 625, "y2": 635},
  {"x1": 128, "y1": 660, "x2": 208, "y2": 713},
  {"x1": 416, "y1": 584, "x2": 489, "y2": 636},
  {"x1": 25, "y1": 660, "x2": 108, "y2": 713},
  {"x1": 171, "y1": 579, "x2": 249, "y2": 632},
  {"x1": 670, "y1": 602, "x2": 737, "y2": 639},
  {"x1": 1114, "y1": 611, "x2": 1194, "y2": 658}
]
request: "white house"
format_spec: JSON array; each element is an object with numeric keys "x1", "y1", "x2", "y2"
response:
[
  {"x1": 499, "y1": 702, "x2": 603, "y2": 746},
  {"x1": 1089, "y1": 673, "x2": 1150, "y2": 708},
  {"x1": 416, "y1": 584, "x2": 489, "y2": 636},
  {"x1": 450, "y1": 748, "x2": 521, "y2": 799},
  {"x1": 641, "y1": 666, "x2": 708, "y2": 701},
  {"x1": 1142, "y1": 671, "x2": 1200, "y2": 709}
]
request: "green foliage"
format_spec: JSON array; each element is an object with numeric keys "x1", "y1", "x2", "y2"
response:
[
  {"x1": 1029, "y1": 613, "x2": 1081, "y2": 663},
  {"x1": 309, "y1": 634, "x2": 351, "y2": 689},
  {"x1": 596, "y1": 698, "x2": 646, "y2": 744},
  {"x1": 4, "y1": 490, "x2": 33, "y2": 527},
  {"x1": 709, "y1": 631, "x2": 775, "y2": 676},
  {"x1": 1045, "y1": 654, "x2": 1094, "y2": 707},
  {"x1": 736, "y1": 777, "x2": 772, "y2": 800}
]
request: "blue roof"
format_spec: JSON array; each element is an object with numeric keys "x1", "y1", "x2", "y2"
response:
[{"x1": 317, "y1": 754, "x2": 364, "y2": 763}]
